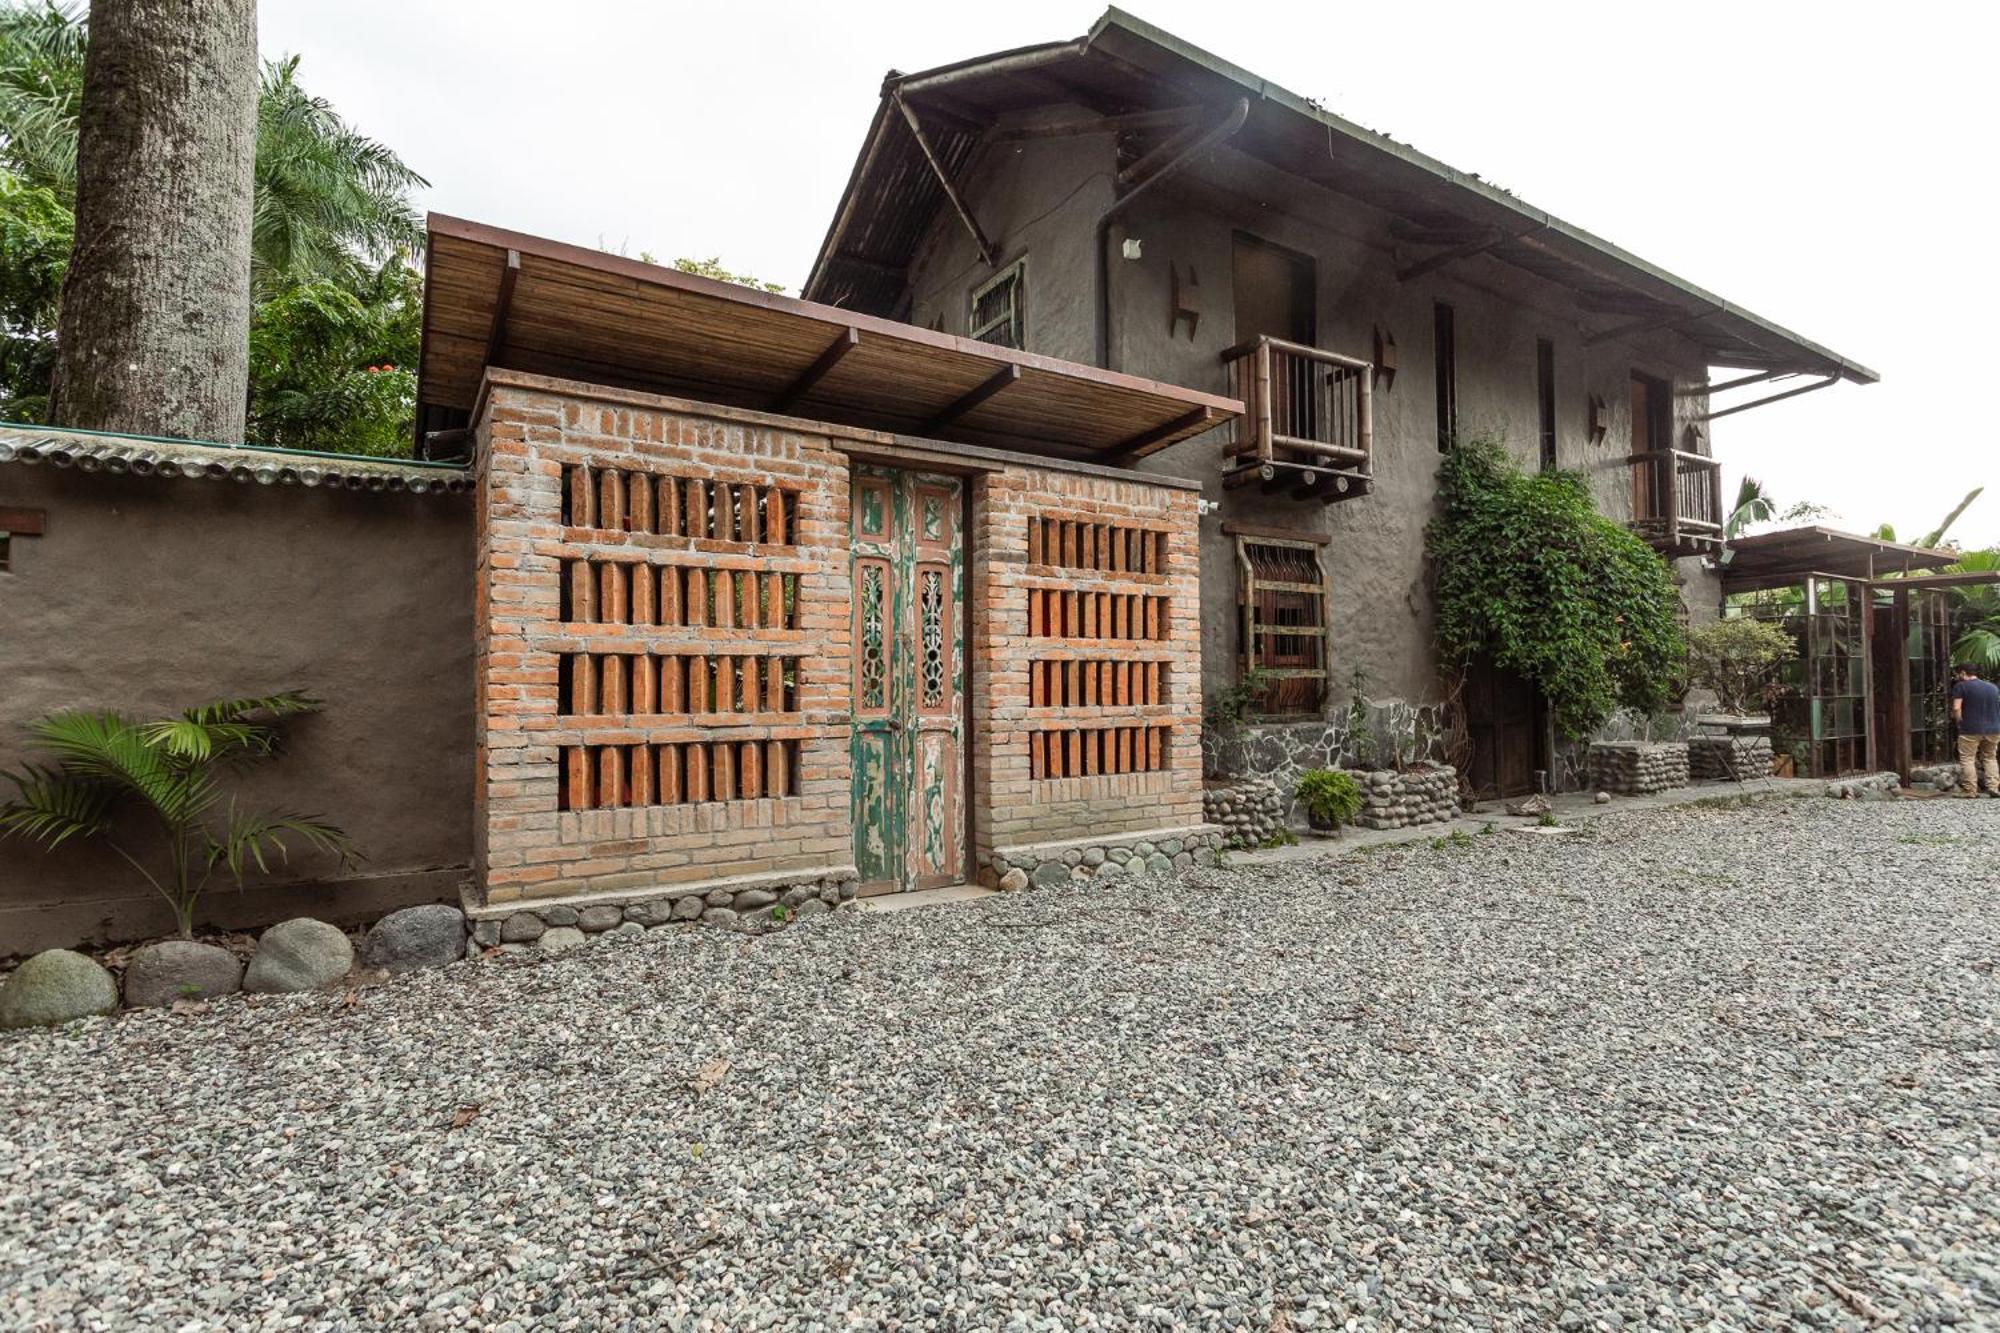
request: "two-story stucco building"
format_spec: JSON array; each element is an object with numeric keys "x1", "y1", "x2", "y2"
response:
[{"x1": 802, "y1": 9, "x2": 1878, "y2": 798}]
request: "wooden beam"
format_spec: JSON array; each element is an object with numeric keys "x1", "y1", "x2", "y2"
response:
[
  {"x1": 894, "y1": 93, "x2": 997, "y2": 268},
  {"x1": 1115, "y1": 120, "x2": 1208, "y2": 191},
  {"x1": 771, "y1": 327, "x2": 859, "y2": 413},
  {"x1": 1388, "y1": 217, "x2": 1492, "y2": 246},
  {"x1": 1396, "y1": 227, "x2": 1504, "y2": 283},
  {"x1": 1220, "y1": 519, "x2": 1330, "y2": 546},
  {"x1": 0, "y1": 505, "x2": 45, "y2": 535},
  {"x1": 1584, "y1": 309, "x2": 1688, "y2": 347},
  {"x1": 901, "y1": 89, "x2": 991, "y2": 137},
  {"x1": 483, "y1": 248, "x2": 520, "y2": 367},
  {"x1": 926, "y1": 364, "x2": 1019, "y2": 432},
  {"x1": 1110, "y1": 405, "x2": 1214, "y2": 462},
  {"x1": 1000, "y1": 104, "x2": 1205, "y2": 141}
]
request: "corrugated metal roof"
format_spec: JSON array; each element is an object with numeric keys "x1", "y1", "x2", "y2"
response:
[
  {"x1": 804, "y1": 7, "x2": 1877, "y2": 386},
  {"x1": 0, "y1": 423, "x2": 472, "y2": 494}
]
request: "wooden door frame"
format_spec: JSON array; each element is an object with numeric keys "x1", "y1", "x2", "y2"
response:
[{"x1": 847, "y1": 463, "x2": 972, "y2": 895}]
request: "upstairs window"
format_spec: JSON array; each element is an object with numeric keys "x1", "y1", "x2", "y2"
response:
[
  {"x1": 1235, "y1": 532, "x2": 1330, "y2": 717},
  {"x1": 1536, "y1": 338, "x2": 1557, "y2": 471},
  {"x1": 969, "y1": 261, "x2": 1026, "y2": 350},
  {"x1": 1434, "y1": 301, "x2": 1458, "y2": 451}
]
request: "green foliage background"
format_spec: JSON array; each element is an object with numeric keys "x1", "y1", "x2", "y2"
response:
[
  {"x1": 0, "y1": 3, "x2": 427, "y2": 450},
  {"x1": 1428, "y1": 437, "x2": 1687, "y2": 738}
]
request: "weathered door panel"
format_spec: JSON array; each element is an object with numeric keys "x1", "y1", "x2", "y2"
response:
[{"x1": 850, "y1": 467, "x2": 964, "y2": 893}]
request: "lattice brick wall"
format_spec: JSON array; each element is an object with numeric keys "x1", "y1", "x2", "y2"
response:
[
  {"x1": 475, "y1": 381, "x2": 852, "y2": 907},
  {"x1": 968, "y1": 469, "x2": 1204, "y2": 871}
]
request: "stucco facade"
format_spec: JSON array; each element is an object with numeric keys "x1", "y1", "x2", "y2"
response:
[
  {"x1": 896, "y1": 127, "x2": 1723, "y2": 769},
  {"x1": 0, "y1": 451, "x2": 474, "y2": 954}
]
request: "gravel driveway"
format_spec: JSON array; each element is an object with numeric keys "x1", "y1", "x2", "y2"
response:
[{"x1": 3, "y1": 797, "x2": 1997, "y2": 1330}]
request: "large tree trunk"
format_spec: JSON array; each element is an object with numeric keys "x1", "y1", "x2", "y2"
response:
[{"x1": 49, "y1": 0, "x2": 258, "y2": 442}]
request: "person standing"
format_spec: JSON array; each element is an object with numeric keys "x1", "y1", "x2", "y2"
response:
[{"x1": 1950, "y1": 664, "x2": 2000, "y2": 797}]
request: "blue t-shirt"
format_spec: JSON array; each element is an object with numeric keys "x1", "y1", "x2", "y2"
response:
[{"x1": 1954, "y1": 676, "x2": 2000, "y2": 734}]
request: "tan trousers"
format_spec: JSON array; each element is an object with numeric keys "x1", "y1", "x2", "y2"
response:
[{"x1": 1960, "y1": 733, "x2": 2000, "y2": 792}]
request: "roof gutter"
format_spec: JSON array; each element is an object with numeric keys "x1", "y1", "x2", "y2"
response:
[{"x1": 1095, "y1": 95, "x2": 1251, "y2": 369}]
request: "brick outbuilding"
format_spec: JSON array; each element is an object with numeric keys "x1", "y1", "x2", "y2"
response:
[{"x1": 419, "y1": 217, "x2": 1237, "y2": 914}]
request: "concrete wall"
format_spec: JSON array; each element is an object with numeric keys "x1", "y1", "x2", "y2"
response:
[
  {"x1": 904, "y1": 132, "x2": 1723, "y2": 722},
  {"x1": 0, "y1": 465, "x2": 474, "y2": 955}
]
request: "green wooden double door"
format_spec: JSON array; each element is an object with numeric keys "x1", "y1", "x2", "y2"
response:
[{"x1": 850, "y1": 466, "x2": 965, "y2": 894}]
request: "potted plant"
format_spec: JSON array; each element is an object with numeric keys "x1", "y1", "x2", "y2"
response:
[{"x1": 1295, "y1": 768, "x2": 1362, "y2": 835}]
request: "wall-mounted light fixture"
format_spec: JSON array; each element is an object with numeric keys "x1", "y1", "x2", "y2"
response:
[{"x1": 1587, "y1": 393, "x2": 1610, "y2": 446}]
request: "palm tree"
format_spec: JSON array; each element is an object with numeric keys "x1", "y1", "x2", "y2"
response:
[
  {"x1": 251, "y1": 55, "x2": 426, "y2": 292},
  {"x1": 0, "y1": 0, "x2": 84, "y2": 196},
  {"x1": 1944, "y1": 548, "x2": 2000, "y2": 671},
  {"x1": 0, "y1": 692, "x2": 354, "y2": 938},
  {"x1": 0, "y1": 7, "x2": 426, "y2": 283},
  {"x1": 1724, "y1": 475, "x2": 1776, "y2": 539}
]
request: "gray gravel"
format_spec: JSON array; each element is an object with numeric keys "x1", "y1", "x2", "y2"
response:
[{"x1": 3, "y1": 796, "x2": 1997, "y2": 1330}]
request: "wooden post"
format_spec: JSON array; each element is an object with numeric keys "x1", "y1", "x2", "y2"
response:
[
  {"x1": 1357, "y1": 366, "x2": 1374, "y2": 474},
  {"x1": 1886, "y1": 587, "x2": 1913, "y2": 781},
  {"x1": 1253, "y1": 339, "x2": 1274, "y2": 463},
  {"x1": 1662, "y1": 454, "x2": 1680, "y2": 551}
]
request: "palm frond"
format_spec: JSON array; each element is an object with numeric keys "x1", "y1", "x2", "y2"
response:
[
  {"x1": 1921, "y1": 487, "x2": 1983, "y2": 550},
  {"x1": 140, "y1": 692, "x2": 320, "y2": 762},
  {"x1": 210, "y1": 801, "x2": 358, "y2": 882},
  {"x1": 1954, "y1": 628, "x2": 2000, "y2": 673},
  {"x1": 0, "y1": 762, "x2": 112, "y2": 848},
  {"x1": 26, "y1": 709, "x2": 220, "y2": 826}
]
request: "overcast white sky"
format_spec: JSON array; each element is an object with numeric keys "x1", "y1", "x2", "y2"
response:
[{"x1": 262, "y1": 0, "x2": 1998, "y2": 548}]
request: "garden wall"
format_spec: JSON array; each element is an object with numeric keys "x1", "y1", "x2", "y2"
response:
[{"x1": 0, "y1": 451, "x2": 475, "y2": 955}]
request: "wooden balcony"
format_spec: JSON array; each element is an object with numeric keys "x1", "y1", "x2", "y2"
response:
[
  {"x1": 1219, "y1": 336, "x2": 1373, "y2": 505},
  {"x1": 1627, "y1": 449, "x2": 1723, "y2": 557}
]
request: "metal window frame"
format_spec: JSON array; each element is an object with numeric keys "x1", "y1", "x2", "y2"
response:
[
  {"x1": 1235, "y1": 533, "x2": 1331, "y2": 716},
  {"x1": 969, "y1": 258, "x2": 1027, "y2": 349}
]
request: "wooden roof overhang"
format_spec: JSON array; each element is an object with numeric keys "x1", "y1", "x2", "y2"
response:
[
  {"x1": 806, "y1": 8, "x2": 1878, "y2": 388},
  {"x1": 1720, "y1": 526, "x2": 1958, "y2": 594},
  {"x1": 417, "y1": 215, "x2": 1239, "y2": 463}
]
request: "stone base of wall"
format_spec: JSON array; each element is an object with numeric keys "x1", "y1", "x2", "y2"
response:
[
  {"x1": 989, "y1": 824, "x2": 1224, "y2": 889},
  {"x1": 1203, "y1": 779, "x2": 1286, "y2": 848},
  {"x1": 1688, "y1": 735, "x2": 1774, "y2": 783},
  {"x1": 1587, "y1": 741, "x2": 1691, "y2": 796},
  {"x1": 1826, "y1": 771, "x2": 1901, "y2": 800},
  {"x1": 1203, "y1": 703, "x2": 1449, "y2": 788},
  {"x1": 1352, "y1": 765, "x2": 1459, "y2": 830},
  {"x1": 464, "y1": 865, "x2": 860, "y2": 940},
  {"x1": 1910, "y1": 763, "x2": 1962, "y2": 791}
]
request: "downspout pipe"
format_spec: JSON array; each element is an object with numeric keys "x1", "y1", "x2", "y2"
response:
[{"x1": 1095, "y1": 96, "x2": 1251, "y2": 370}]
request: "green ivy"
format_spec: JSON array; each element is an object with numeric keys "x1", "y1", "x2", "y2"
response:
[{"x1": 1427, "y1": 437, "x2": 1686, "y2": 739}]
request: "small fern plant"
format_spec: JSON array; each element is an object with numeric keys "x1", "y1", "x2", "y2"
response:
[
  {"x1": 0, "y1": 692, "x2": 355, "y2": 938},
  {"x1": 1295, "y1": 768, "x2": 1363, "y2": 832}
]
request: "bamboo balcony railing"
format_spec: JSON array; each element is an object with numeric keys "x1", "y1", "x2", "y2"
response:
[
  {"x1": 1626, "y1": 448, "x2": 1723, "y2": 556},
  {"x1": 1220, "y1": 336, "x2": 1373, "y2": 505}
]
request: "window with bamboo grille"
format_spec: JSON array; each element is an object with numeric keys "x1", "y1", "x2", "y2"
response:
[
  {"x1": 560, "y1": 559, "x2": 797, "y2": 630},
  {"x1": 558, "y1": 739, "x2": 799, "y2": 810},
  {"x1": 1237, "y1": 536, "x2": 1329, "y2": 716},
  {"x1": 1029, "y1": 659, "x2": 1166, "y2": 709},
  {"x1": 559, "y1": 652, "x2": 799, "y2": 716},
  {"x1": 562, "y1": 464, "x2": 798, "y2": 545},
  {"x1": 1026, "y1": 589, "x2": 1168, "y2": 640},
  {"x1": 1030, "y1": 725, "x2": 1170, "y2": 780},
  {"x1": 1026, "y1": 516, "x2": 1168, "y2": 574}
]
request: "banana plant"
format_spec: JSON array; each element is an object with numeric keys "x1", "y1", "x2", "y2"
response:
[{"x1": 0, "y1": 692, "x2": 354, "y2": 938}]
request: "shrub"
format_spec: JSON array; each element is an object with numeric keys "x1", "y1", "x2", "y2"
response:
[
  {"x1": 1295, "y1": 768, "x2": 1362, "y2": 829},
  {"x1": 0, "y1": 692, "x2": 355, "y2": 937},
  {"x1": 1428, "y1": 437, "x2": 1687, "y2": 738},
  {"x1": 1686, "y1": 618, "x2": 1797, "y2": 714}
]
